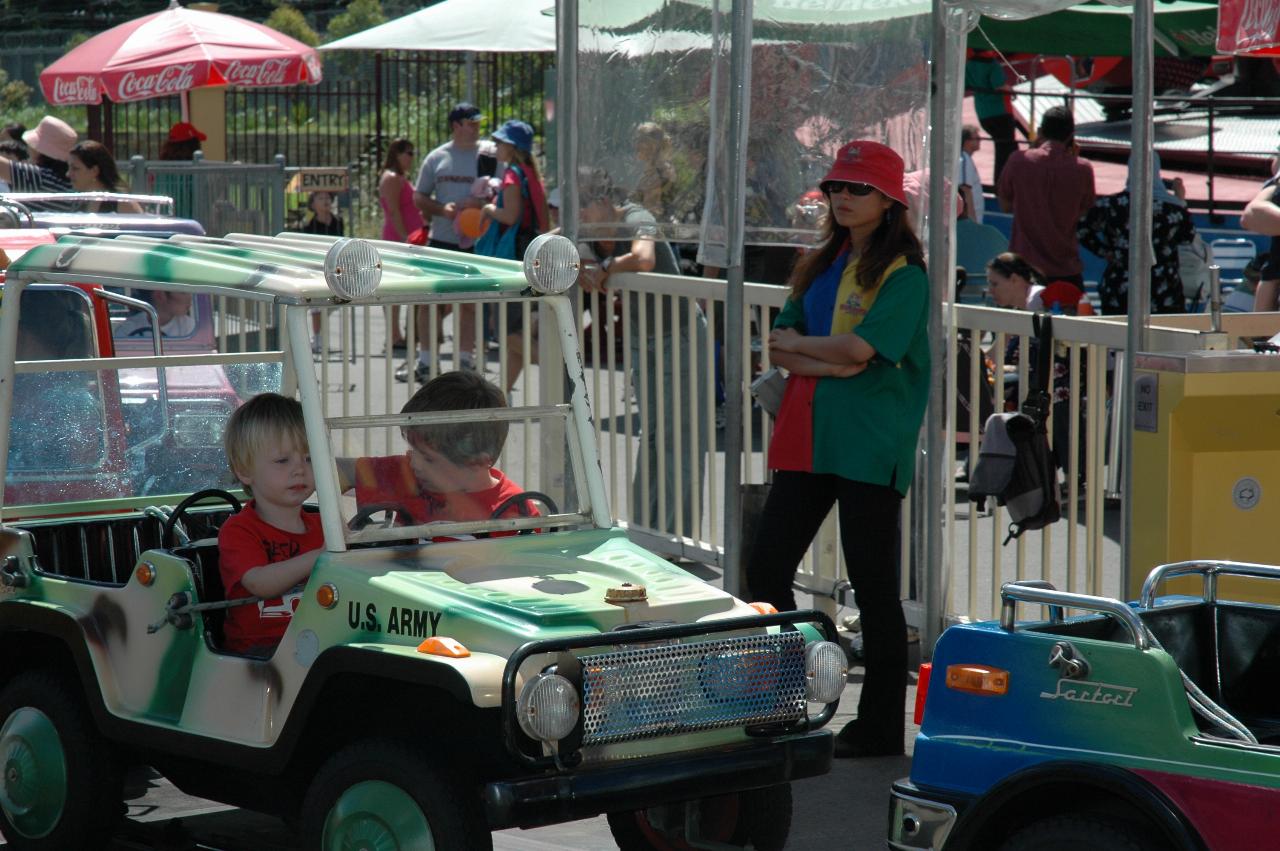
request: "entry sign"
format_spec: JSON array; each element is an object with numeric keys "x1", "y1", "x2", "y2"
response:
[{"x1": 289, "y1": 168, "x2": 348, "y2": 194}]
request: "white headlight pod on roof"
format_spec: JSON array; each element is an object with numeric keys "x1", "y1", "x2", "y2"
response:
[
  {"x1": 522, "y1": 233, "x2": 580, "y2": 295},
  {"x1": 323, "y1": 238, "x2": 382, "y2": 300}
]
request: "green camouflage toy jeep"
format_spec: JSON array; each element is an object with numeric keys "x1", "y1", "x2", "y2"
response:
[{"x1": 0, "y1": 232, "x2": 845, "y2": 850}]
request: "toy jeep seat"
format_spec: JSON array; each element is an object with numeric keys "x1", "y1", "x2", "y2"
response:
[
  {"x1": 1023, "y1": 570, "x2": 1280, "y2": 744},
  {"x1": 15, "y1": 512, "x2": 168, "y2": 585}
]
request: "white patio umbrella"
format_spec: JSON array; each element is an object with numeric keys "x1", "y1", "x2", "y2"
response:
[{"x1": 320, "y1": 0, "x2": 555, "y2": 53}]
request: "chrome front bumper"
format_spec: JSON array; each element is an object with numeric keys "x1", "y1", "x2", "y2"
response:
[{"x1": 888, "y1": 783, "x2": 958, "y2": 850}]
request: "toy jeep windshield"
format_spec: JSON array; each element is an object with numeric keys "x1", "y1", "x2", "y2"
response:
[{"x1": 0, "y1": 232, "x2": 845, "y2": 850}]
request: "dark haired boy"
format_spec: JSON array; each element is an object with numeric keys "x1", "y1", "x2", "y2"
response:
[{"x1": 337, "y1": 371, "x2": 536, "y2": 530}]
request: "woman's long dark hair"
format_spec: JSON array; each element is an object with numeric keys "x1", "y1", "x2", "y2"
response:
[
  {"x1": 382, "y1": 138, "x2": 414, "y2": 175},
  {"x1": 69, "y1": 140, "x2": 123, "y2": 190},
  {"x1": 788, "y1": 197, "x2": 922, "y2": 299}
]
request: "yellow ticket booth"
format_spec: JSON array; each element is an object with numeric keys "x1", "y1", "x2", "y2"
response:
[{"x1": 1131, "y1": 350, "x2": 1280, "y2": 602}]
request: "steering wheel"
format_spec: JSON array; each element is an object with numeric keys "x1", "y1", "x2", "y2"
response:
[
  {"x1": 162, "y1": 488, "x2": 242, "y2": 549},
  {"x1": 489, "y1": 491, "x2": 559, "y2": 535},
  {"x1": 348, "y1": 502, "x2": 418, "y2": 532}
]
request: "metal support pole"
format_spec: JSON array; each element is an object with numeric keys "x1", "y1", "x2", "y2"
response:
[
  {"x1": 923, "y1": 1, "x2": 968, "y2": 657},
  {"x1": 1122, "y1": 0, "x2": 1155, "y2": 590},
  {"x1": 1206, "y1": 99, "x2": 1217, "y2": 221},
  {"x1": 556, "y1": 0, "x2": 579, "y2": 249},
  {"x1": 721, "y1": 0, "x2": 754, "y2": 598},
  {"x1": 374, "y1": 52, "x2": 385, "y2": 175}
]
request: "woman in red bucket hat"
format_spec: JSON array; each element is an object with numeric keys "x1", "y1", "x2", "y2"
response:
[
  {"x1": 161, "y1": 121, "x2": 206, "y2": 161},
  {"x1": 747, "y1": 139, "x2": 929, "y2": 758}
]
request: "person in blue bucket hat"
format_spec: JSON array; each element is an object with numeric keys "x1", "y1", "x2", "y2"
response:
[
  {"x1": 477, "y1": 119, "x2": 549, "y2": 390},
  {"x1": 491, "y1": 119, "x2": 534, "y2": 154}
]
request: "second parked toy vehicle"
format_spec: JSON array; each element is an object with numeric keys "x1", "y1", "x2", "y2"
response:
[{"x1": 891, "y1": 563, "x2": 1280, "y2": 851}]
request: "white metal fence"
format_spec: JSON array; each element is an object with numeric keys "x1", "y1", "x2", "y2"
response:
[{"x1": 266, "y1": 269, "x2": 1280, "y2": 626}]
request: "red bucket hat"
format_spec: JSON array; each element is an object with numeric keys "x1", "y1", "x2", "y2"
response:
[{"x1": 821, "y1": 140, "x2": 908, "y2": 207}]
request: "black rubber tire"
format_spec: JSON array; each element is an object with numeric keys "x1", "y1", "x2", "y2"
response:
[
  {"x1": 1000, "y1": 814, "x2": 1163, "y2": 851},
  {"x1": 606, "y1": 794, "x2": 745, "y2": 850},
  {"x1": 0, "y1": 671, "x2": 123, "y2": 850},
  {"x1": 299, "y1": 739, "x2": 492, "y2": 851}
]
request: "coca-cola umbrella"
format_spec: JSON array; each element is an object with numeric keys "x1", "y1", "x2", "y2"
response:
[{"x1": 40, "y1": 0, "x2": 322, "y2": 106}]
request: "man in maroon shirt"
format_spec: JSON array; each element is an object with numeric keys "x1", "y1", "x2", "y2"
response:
[{"x1": 997, "y1": 105, "x2": 1095, "y2": 289}]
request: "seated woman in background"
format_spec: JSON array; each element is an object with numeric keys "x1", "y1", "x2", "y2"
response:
[{"x1": 67, "y1": 141, "x2": 142, "y2": 213}]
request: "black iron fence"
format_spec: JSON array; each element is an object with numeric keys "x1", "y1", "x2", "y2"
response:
[{"x1": 101, "y1": 51, "x2": 553, "y2": 238}]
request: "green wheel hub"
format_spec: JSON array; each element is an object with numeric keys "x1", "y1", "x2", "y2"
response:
[
  {"x1": 0, "y1": 707, "x2": 67, "y2": 839},
  {"x1": 321, "y1": 780, "x2": 434, "y2": 851}
]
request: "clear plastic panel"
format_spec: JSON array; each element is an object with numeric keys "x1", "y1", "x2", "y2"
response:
[
  {"x1": 5, "y1": 362, "x2": 283, "y2": 508},
  {"x1": 333, "y1": 409, "x2": 584, "y2": 546},
  {"x1": 576, "y1": 0, "x2": 932, "y2": 267}
]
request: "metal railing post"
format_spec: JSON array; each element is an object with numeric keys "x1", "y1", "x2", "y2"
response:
[
  {"x1": 271, "y1": 153, "x2": 287, "y2": 236},
  {"x1": 128, "y1": 155, "x2": 146, "y2": 194}
]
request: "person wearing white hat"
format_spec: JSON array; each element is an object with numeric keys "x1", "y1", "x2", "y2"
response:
[{"x1": 0, "y1": 115, "x2": 77, "y2": 208}]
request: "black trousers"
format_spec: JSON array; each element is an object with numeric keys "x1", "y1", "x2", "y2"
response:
[
  {"x1": 745, "y1": 471, "x2": 907, "y2": 741},
  {"x1": 978, "y1": 112, "x2": 1019, "y2": 184}
]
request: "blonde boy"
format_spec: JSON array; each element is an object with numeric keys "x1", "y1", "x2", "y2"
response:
[{"x1": 218, "y1": 393, "x2": 323, "y2": 655}]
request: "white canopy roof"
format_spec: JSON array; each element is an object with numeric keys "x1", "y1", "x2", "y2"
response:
[{"x1": 320, "y1": 0, "x2": 555, "y2": 53}]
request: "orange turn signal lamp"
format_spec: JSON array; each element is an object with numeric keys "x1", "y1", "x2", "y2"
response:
[
  {"x1": 748, "y1": 602, "x2": 779, "y2": 615},
  {"x1": 316, "y1": 583, "x2": 339, "y2": 609},
  {"x1": 945, "y1": 664, "x2": 1010, "y2": 697},
  {"x1": 135, "y1": 562, "x2": 156, "y2": 587},
  {"x1": 418, "y1": 636, "x2": 471, "y2": 658}
]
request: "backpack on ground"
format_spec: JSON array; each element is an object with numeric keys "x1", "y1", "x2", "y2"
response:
[{"x1": 968, "y1": 313, "x2": 1061, "y2": 544}]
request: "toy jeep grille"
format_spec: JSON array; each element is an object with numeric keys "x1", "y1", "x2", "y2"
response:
[{"x1": 579, "y1": 631, "x2": 808, "y2": 745}]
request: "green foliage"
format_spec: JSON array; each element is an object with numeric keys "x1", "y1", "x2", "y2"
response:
[
  {"x1": 0, "y1": 68, "x2": 32, "y2": 115},
  {"x1": 264, "y1": 4, "x2": 319, "y2": 47},
  {"x1": 325, "y1": 0, "x2": 384, "y2": 43},
  {"x1": 63, "y1": 31, "x2": 90, "y2": 52}
]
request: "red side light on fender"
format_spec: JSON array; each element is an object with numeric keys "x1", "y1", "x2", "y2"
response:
[
  {"x1": 914, "y1": 662, "x2": 932, "y2": 726},
  {"x1": 945, "y1": 664, "x2": 1010, "y2": 697}
]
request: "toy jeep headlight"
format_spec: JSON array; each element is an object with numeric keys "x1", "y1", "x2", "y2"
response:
[
  {"x1": 522, "y1": 234, "x2": 579, "y2": 295},
  {"x1": 516, "y1": 672, "x2": 580, "y2": 742},
  {"x1": 805, "y1": 641, "x2": 847, "y2": 703},
  {"x1": 323, "y1": 238, "x2": 382, "y2": 300}
]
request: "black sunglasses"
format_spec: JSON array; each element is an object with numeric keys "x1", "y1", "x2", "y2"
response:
[{"x1": 821, "y1": 181, "x2": 876, "y2": 197}]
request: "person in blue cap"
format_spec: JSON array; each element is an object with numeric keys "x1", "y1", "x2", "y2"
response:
[
  {"x1": 477, "y1": 119, "x2": 550, "y2": 390},
  {"x1": 400, "y1": 102, "x2": 487, "y2": 385}
]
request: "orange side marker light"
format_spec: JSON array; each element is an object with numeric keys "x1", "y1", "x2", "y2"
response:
[
  {"x1": 418, "y1": 636, "x2": 471, "y2": 658},
  {"x1": 135, "y1": 562, "x2": 156, "y2": 586},
  {"x1": 945, "y1": 664, "x2": 1009, "y2": 697},
  {"x1": 315, "y1": 583, "x2": 339, "y2": 609}
]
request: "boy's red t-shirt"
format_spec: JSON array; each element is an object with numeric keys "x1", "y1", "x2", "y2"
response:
[
  {"x1": 353, "y1": 457, "x2": 537, "y2": 534},
  {"x1": 217, "y1": 501, "x2": 324, "y2": 654}
]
